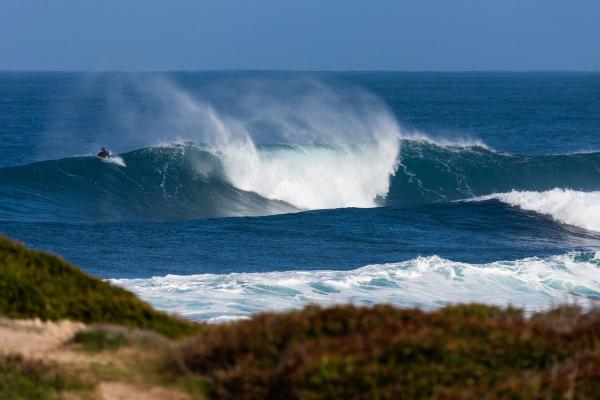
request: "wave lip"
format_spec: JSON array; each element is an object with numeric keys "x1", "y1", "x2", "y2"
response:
[
  {"x1": 471, "y1": 189, "x2": 600, "y2": 233},
  {"x1": 111, "y1": 252, "x2": 600, "y2": 322}
]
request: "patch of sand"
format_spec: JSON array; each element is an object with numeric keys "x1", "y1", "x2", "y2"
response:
[
  {"x1": 0, "y1": 318, "x2": 190, "y2": 400},
  {"x1": 0, "y1": 317, "x2": 85, "y2": 361},
  {"x1": 97, "y1": 382, "x2": 189, "y2": 400}
]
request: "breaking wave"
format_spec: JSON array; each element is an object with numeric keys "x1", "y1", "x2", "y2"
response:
[
  {"x1": 472, "y1": 189, "x2": 600, "y2": 233},
  {"x1": 1, "y1": 141, "x2": 600, "y2": 223},
  {"x1": 111, "y1": 251, "x2": 600, "y2": 322}
]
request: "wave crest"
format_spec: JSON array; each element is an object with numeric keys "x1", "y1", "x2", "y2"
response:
[{"x1": 472, "y1": 189, "x2": 600, "y2": 233}]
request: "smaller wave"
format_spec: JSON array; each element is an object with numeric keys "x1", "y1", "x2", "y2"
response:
[
  {"x1": 472, "y1": 189, "x2": 600, "y2": 233},
  {"x1": 401, "y1": 132, "x2": 492, "y2": 150},
  {"x1": 111, "y1": 252, "x2": 600, "y2": 322}
]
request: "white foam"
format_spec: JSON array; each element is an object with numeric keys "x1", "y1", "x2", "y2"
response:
[
  {"x1": 111, "y1": 252, "x2": 600, "y2": 322},
  {"x1": 473, "y1": 189, "x2": 600, "y2": 233},
  {"x1": 221, "y1": 139, "x2": 399, "y2": 210},
  {"x1": 221, "y1": 81, "x2": 401, "y2": 209},
  {"x1": 100, "y1": 155, "x2": 126, "y2": 167}
]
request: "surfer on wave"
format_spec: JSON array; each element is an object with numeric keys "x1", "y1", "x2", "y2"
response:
[{"x1": 97, "y1": 147, "x2": 110, "y2": 158}]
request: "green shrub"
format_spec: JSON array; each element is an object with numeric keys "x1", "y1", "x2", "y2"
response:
[{"x1": 0, "y1": 236, "x2": 198, "y2": 338}]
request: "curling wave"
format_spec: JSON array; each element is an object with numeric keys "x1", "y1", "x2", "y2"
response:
[{"x1": 111, "y1": 251, "x2": 600, "y2": 322}]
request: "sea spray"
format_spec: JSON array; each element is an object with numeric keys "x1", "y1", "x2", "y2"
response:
[{"x1": 154, "y1": 78, "x2": 402, "y2": 210}]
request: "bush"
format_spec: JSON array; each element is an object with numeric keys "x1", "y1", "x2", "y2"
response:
[
  {"x1": 0, "y1": 236, "x2": 198, "y2": 338},
  {"x1": 175, "y1": 304, "x2": 600, "y2": 399}
]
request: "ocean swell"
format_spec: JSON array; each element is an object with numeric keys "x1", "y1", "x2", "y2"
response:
[{"x1": 1, "y1": 141, "x2": 600, "y2": 222}]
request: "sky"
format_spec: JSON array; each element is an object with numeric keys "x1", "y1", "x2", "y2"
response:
[{"x1": 1, "y1": 0, "x2": 599, "y2": 71}]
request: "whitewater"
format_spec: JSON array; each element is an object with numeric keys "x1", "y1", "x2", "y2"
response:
[
  {"x1": 111, "y1": 251, "x2": 600, "y2": 322},
  {"x1": 471, "y1": 189, "x2": 600, "y2": 233}
]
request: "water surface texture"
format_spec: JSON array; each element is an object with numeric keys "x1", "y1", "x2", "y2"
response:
[{"x1": 2, "y1": 72, "x2": 600, "y2": 321}]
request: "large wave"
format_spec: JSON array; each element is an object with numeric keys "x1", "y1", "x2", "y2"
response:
[
  {"x1": 111, "y1": 251, "x2": 600, "y2": 322},
  {"x1": 2, "y1": 141, "x2": 600, "y2": 223}
]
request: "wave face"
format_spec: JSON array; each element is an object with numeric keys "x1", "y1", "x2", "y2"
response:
[
  {"x1": 390, "y1": 140, "x2": 600, "y2": 203},
  {"x1": 2, "y1": 140, "x2": 600, "y2": 223},
  {"x1": 111, "y1": 251, "x2": 600, "y2": 322},
  {"x1": 0, "y1": 144, "x2": 296, "y2": 222}
]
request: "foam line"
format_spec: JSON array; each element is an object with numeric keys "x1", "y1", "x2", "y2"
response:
[{"x1": 111, "y1": 252, "x2": 600, "y2": 322}]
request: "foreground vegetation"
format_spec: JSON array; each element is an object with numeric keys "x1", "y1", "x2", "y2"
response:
[
  {"x1": 173, "y1": 304, "x2": 600, "y2": 399},
  {"x1": 2, "y1": 235, "x2": 600, "y2": 399}
]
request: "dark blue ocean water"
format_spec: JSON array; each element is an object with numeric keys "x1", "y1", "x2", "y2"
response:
[{"x1": 1, "y1": 72, "x2": 600, "y2": 321}]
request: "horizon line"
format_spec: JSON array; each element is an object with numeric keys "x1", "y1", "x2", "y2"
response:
[{"x1": 1, "y1": 69, "x2": 599, "y2": 74}]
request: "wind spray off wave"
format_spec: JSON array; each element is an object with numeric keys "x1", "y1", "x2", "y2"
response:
[{"x1": 167, "y1": 78, "x2": 402, "y2": 210}]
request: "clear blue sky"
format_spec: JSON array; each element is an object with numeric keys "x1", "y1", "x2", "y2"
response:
[{"x1": 2, "y1": 0, "x2": 599, "y2": 71}]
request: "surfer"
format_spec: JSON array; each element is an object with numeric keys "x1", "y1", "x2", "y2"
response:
[{"x1": 97, "y1": 147, "x2": 110, "y2": 158}]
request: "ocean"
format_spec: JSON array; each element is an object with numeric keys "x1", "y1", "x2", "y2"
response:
[{"x1": 1, "y1": 71, "x2": 599, "y2": 322}]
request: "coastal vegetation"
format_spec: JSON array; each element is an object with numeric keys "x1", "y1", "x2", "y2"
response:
[
  {"x1": 0, "y1": 236, "x2": 197, "y2": 338},
  {"x1": 173, "y1": 303, "x2": 600, "y2": 399},
  {"x1": 1, "y1": 235, "x2": 600, "y2": 399}
]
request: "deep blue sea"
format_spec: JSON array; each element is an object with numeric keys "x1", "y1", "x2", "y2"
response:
[{"x1": 1, "y1": 72, "x2": 600, "y2": 321}]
